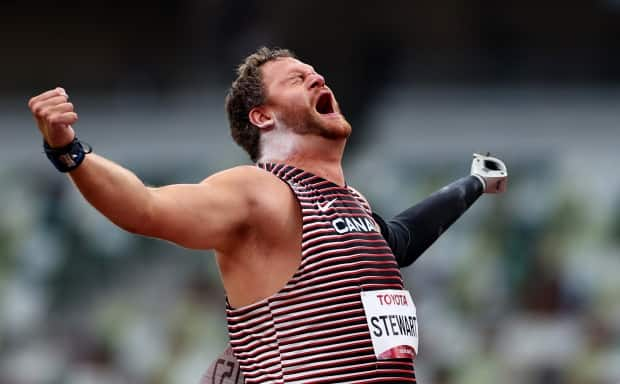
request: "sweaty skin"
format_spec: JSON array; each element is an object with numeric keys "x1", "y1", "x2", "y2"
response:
[{"x1": 28, "y1": 57, "x2": 351, "y2": 308}]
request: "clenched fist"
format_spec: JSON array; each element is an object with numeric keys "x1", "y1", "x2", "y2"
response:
[{"x1": 28, "y1": 87, "x2": 77, "y2": 148}]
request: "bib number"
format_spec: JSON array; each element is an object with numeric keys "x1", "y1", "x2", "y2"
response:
[{"x1": 361, "y1": 289, "x2": 418, "y2": 360}]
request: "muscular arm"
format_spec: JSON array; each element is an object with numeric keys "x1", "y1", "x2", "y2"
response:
[
  {"x1": 29, "y1": 87, "x2": 256, "y2": 252},
  {"x1": 69, "y1": 154, "x2": 253, "y2": 250},
  {"x1": 373, "y1": 176, "x2": 483, "y2": 268}
]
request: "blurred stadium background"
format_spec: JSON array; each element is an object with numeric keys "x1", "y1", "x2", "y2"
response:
[{"x1": 2, "y1": 1, "x2": 620, "y2": 383}]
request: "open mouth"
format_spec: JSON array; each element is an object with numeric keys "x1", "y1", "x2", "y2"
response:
[{"x1": 315, "y1": 92, "x2": 335, "y2": 115}]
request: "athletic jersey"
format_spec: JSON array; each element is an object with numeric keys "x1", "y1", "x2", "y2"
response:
[{"x1": 226, "y1": 163, "x2": 416, "y2": 383}]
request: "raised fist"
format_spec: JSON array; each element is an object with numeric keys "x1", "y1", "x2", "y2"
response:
[{"x1": 28, "y1": 87, "x2": 77, "y2": 148}]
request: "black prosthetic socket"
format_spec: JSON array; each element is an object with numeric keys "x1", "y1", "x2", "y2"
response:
[{"x1": 374, "y1": 176, "x2": 484, "y2": 268}]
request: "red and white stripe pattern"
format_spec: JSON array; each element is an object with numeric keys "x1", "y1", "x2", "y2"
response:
[{"x1": 226, "y1": 163, "x2": 416, "y2": 383}]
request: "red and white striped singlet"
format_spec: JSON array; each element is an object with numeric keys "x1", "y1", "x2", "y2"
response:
[{"x1": 226, "y1": 163, "x2": 417, "y2": 383}]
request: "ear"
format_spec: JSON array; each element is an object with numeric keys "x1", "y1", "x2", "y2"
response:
[{"x1": 249, "y1": 106, "x2": 274, "y2": 131}]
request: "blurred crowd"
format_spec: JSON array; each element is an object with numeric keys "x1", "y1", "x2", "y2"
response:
[
  {"x1": 3, "y1": 1, "x2": 620, "y2": 383},
  {"x1": 391, "y1": 160, "x2": 620, "y2": 384},
  {"x1": 0, "y1": 165, "x2": 228, "y2": 383},
  {"x1": 1, "y1": 105, "x2": 619, "y2": 383}
]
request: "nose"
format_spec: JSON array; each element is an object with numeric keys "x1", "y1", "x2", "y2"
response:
[{"x1": 308, "y1": 73, "x2": 325, "y2": 89}]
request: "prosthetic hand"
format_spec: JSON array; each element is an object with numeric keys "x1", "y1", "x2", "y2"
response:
[{"x1": 470, "y1": 153, "x2": 508, "y2": 193}]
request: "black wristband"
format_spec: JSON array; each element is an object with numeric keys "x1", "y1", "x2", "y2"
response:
[{"x1": 43, "y1": 137, "x2": 92, "y2": 173}]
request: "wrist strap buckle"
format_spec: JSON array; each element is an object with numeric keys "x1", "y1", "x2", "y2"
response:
[{"x1": 43, "y1": 138, "x2": 92, "y2": 173}]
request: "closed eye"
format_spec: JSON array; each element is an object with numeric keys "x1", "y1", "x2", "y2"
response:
[{"x1": 288, "y1": 72, "x2": 305, "y2": 84}]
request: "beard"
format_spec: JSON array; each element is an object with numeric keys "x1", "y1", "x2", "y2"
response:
[{"x1": 275, "y1": 105, "x2": 351, "y2": 140}]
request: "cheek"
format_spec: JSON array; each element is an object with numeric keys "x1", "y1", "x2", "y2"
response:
[
  {"x1": 279, "y1": 89, "x2": 310, "y2": 107},
  {"x1": 278, "y1": 97, "x2": 311, "y2": 117}
]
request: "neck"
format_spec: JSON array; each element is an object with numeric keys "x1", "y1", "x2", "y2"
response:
[{"x1": 258, "y1": 130, "x2": 347, "y2": 187}]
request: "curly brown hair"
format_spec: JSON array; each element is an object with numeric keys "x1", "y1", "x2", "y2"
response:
[{"x1": 225, "y1": 47, "x2": 295, "y2": 162}]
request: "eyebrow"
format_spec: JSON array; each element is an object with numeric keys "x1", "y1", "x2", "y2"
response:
[{"x1": 288, "y1": 63, "x2": 315, "y2": 75}]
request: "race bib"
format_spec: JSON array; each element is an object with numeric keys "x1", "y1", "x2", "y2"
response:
[
  {"x1": 202, "y1": 346, "x2": 245, "y2": 384},
  {"x1": 361, "y1": 289, "x2": 418, "y2": 360}
]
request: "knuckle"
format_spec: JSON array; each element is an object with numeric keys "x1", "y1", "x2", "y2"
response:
[{"x1": 34, "y1": 104, "x2": 45, "y2": 116}]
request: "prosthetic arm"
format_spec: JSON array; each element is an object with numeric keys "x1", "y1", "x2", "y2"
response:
[{"x1": 374, "y1": 153, "x2": 507, "y2": 268}]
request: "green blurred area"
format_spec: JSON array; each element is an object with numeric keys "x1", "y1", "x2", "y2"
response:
[{"x1": 1, "y1": 142, "x2": 619, "y2": 383}]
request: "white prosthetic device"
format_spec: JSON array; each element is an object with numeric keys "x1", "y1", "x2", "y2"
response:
[{"x1": 470, "y1": 153, "x2": 508, "y2": 193}]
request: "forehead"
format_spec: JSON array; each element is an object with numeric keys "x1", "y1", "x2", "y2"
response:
[{"x1": 261, "y1": 57, "x2": 314, "y2": 85}]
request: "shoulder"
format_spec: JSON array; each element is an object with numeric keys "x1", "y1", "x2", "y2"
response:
[
  {"x1": 200, "y1": 165, "x2": 286, "y2": 192},
  {"x1": 200, "y1": 165, "x2": 294, "y2": 211}
]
